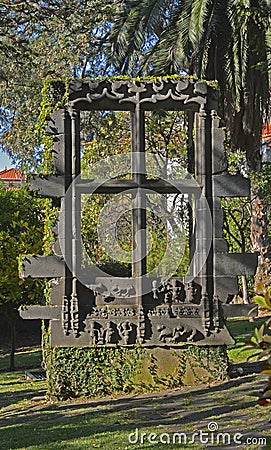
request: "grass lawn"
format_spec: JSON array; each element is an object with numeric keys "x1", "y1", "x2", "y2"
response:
[
  {"x1": 0, "y1": 369, "x2": 270, "y2": 449},
  {"x1": 226, "y1": 316, "x2": 270, "y2": 363},
  {"x1": 0, "y1": 318, "x2": 270, "y2": 449},
  {"x1": 0, "y1": 348, "x2": 42, "y2": 372}
]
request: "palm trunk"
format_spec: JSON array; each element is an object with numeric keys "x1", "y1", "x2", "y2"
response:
[
  {"x1": 250, "y1": 190, "x2": 269, "y2": 264},
  {"x1": 250, "y1": 179, "x2": 270, "y2": 295},
  {"x1": 246, "y1": 130, "x2": 270, "y2": 293}
]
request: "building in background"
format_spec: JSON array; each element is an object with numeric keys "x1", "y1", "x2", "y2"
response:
[
  {"x1": 262, "y1": 124, "x2": 271, "y2": 163},
  {"x1": 0, "y1": 168, "x2": 25, "y2": 188}
]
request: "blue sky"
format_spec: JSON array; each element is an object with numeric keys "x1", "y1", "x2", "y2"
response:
[{"x1": 0, "y1": 150, "x2": 14, "y2": 171}]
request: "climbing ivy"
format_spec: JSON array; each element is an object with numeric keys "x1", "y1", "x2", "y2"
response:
[
  {"x1": 35, "y1": 78, "x2": 69, "y2": 174},
  {"x1": 45, "y1": 345, "x2": 228, "y2": 400}
]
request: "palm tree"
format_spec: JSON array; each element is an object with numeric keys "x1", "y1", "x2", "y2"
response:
[{"x1": 111, "y1": 0, "x2": 271, "y2": 261}]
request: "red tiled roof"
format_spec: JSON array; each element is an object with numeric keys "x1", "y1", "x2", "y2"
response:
[
  {"x1": 0, "y1": 168, "x2": 25, "y2": 181},
  {"x1": 263, "y1": 124, "x2": 271, "y2": 140}
]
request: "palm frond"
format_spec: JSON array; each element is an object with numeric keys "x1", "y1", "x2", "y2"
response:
[{"x1": 110, "y1": 0, "x2": 171, "y2": 74}]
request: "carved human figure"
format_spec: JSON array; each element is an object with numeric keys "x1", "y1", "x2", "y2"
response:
[
  {"x1": 117, "y1": 320, "x2": 133, "y2": 344},
  {"x1": 172, "y1": 281, "x2": 179, "y2": 303},
  {"x1": 186, "y1": 282, "x2": 195, "y2": 303},
  {"x1": 104, "y1": 321, "x2": 114, "y2": 343}
]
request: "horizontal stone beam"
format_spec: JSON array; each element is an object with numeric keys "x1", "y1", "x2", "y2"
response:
[
  {"x1": 19, "y1": 305, "x2": 61, "y2": 320},
  {"x1": 77, "y1": 178, "x2": 201, "y2": 195},
  {"x1": 213, "y1": 173, "x2": 250, "y2": 197},
  {"x1": 222, "y1": 303, "x2": 258, "y2": 318},
  {"x1": 20, "y1": 256, "x2": 65, "y2": 278},
  {"x1": 28, "y1": 175, "x2": 65, "y2": 197},
  {"x1": 214, "y1": 253, "x2": 257, "y2": 276}
]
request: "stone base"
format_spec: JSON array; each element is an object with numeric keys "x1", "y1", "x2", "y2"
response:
[
  {"x1": 132, "y1": 346, "x2": 229, "y2": 388},
  {"x1": 45, "y1": 344, "x2": 229, "y2": 400}
]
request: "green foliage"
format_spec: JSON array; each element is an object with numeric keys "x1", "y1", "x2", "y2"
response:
[
  {"x1": 110, "y1": 0, "x2": 271, "y2": 166},
  {"x1": 181, "y1": 345, "x2": 229, "y2": 384},
  {"x1": 45, "y1": 344, "x2": 229, "y2": 400},
  {"x1": 0, "y1": 185, "x2": 45, "y2": 310},
  {"x1": 0, "y1": 1, "x2": 116, "y2": 168},
  {"x1": 47, "y1": 346, "x2": 145, "y2": 400},
  {"x1": 34, "y1": 79, "x2": 69, "y2": 174},
  {"x1": 222, "y1": 197, "x2": 251, "y2": 253},
  {"x1": 81, "y1": 109, "x2": 190, "y2": 276},
  {"x1": 0, "y1": 349, "x2": 42, "y2": 371},
  {"x1": 251, "y1": 165, "x2": 271, "y2": 242},
  {"x1": 1, "y1": 367, "x2": 270, "y2": 450},
  {"x1": 244, "y1": 286, "x2": 271, "y2": 406}
]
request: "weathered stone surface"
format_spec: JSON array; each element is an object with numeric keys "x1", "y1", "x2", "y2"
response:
[
  {"x1": 213, "y1": 238, "x2": 229, "y2": 252},
  {"x1": 214, "y1": 276, "x2": 239, "y2": 302},
  {"x1": 45, "y1": 109, "x2": 67, "y2": 135},
  {"x1": 213, "y1": 173, "x2": 250, "y2": 197},
  {"x1": 20, "y1": 256, "x2": 65, "y2": 278},
  {"x1": 28, "y1": 175, "x2": 65, "y2": 197},
  {"x1": 19, "y1": 78, "x2": 257, "y2": 351},
  {"x1": 52, "y1": 134, "x2": 70, "y2": 175},
  {"x1": 214, "y1": 253, "x2": 258, "y2": 276},
  {"x1": 222, "y1": 303, "x2": 258, "y2": 318},
  {"x1": 211, "y1": 116, "x2": 228, "y2": 173},
  {"x1": 20, "y1": 305, "x2": 61, "y2": 320}
]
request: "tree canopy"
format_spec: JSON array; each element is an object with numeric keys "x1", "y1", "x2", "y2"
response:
[
  {"x1": 0, "y1": 184, "x2": 45, "y2": 368},
  {"x1": 111, "y1": 0, "x2": 271, "y2": 169},
  {"x1": 0, "y1": 0, "x2": 270, "y2": 171},
  {"x1": 0, "y1": 0, "x2": 115, "y2": 169}
]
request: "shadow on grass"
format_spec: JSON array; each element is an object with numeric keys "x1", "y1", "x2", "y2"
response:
[
  {"x1": 0, "y1": 375, "x2": 269, "y2": 449},
  {"x1": 0, "y1": 386, "x2": 46, "y2": 409}
]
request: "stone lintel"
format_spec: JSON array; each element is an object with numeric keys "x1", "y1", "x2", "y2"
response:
[{"x1": 76, "y1": 178, "x2": 201, "y2": 195}]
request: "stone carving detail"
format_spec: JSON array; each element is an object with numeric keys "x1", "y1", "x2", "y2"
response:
[
  {"x1": 71, "y1": 293, "x2": 80, "y2": 337},
  {"x1": 202, "y1": 294, "x2": 211, "y2": 333},
  {"x1": 171, "y1": 306, "x2": 200, "y2": 317},
  {"x1": 157, "y1": 324, "x2": 197, "y2": 343},
  {"x1": 137, "y1": 306, "x2": 145, "y2": 344},
  {"x1": 62, "y1": 295, "x2": 70, "y2": 335},
  {"x1": 83, "y1": 287, "x2": 217, "y2": 345},
  {"x1": 87, "y1": 320, "x2": 137, "y2": 345},
  {"x1": 87, "y1": 306, "x2": 138, "y2": 319},
  {"x1": 89, "y1": 283, "x2": 135, "y2": 299},
  {"x1": 152, "y1": 279, "x2": 199, "y2": 304},
  {"x1": 117, "y1": 321, "x2": 133, "y2": 345},
  {"x1": 70, "y1": 79, "x2": 207, "y2": 109}
]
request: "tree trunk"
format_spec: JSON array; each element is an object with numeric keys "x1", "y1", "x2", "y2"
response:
[
  {"x1": 250, "y1": 190, "x2": 269, "y2": 264},
  {"x1": 241, "y1": 275, "x2": 249, "y2": 304},
  {"x1": 2, "y1": 304, "x2": 18, "y2": 372},
  {"x1": 250, "y1": 183, "x2": 270, "y2": 294},
  {"x1": 9, "y1": 317, "x2": 16, "y2": 371}
]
